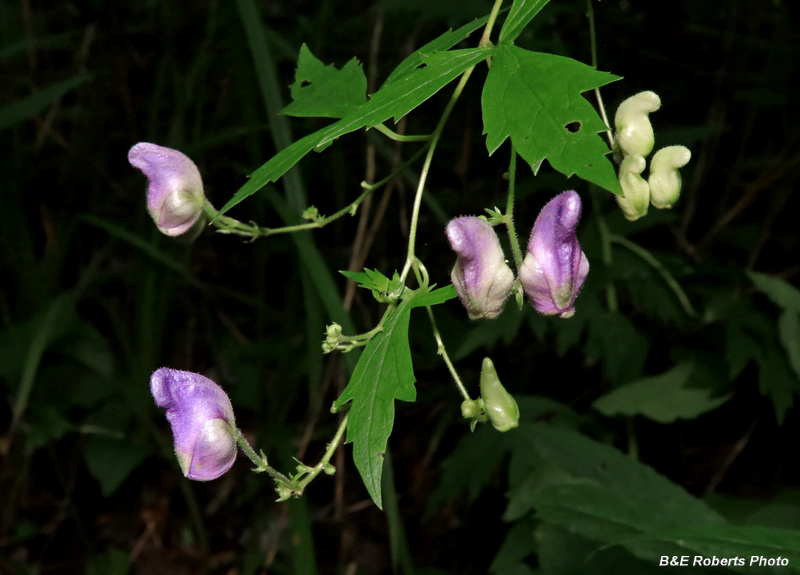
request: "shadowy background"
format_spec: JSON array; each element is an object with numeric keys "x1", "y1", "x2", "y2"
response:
[{"x1": 2, "y1": 0, "x2": 800, "y2": 574}]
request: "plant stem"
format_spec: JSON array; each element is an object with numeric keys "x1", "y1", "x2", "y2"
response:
[
  {"x1": 505, "y1": 145, "x2": 524, "y2": 271},
  {"x1": 361, "y1": 143, "x2": 430, "y2": 192},
  {"x1": 294, "y1": 413, "x2": 349, "y2": 494},
  {"x1": 426, "y1": 306, "x2": 470, "y2": 401},
  {"x1": 399, "y1": 0, "x2": 504, "y2": 284},
  {"x1": 610, "y1": 234, "x2": 698, "y2": 318},
  {"x1": 233, "y1": 428, "x2": 291, "y2": 483},
  {"x1": 586, "y1": 0, "x2": 614, "y2": 147},
  {"x1": 481, "y1": 0, "x2": 505, "y2": 47},
  {"x1": 373, "y1": 123, "x2": 431, "y2": 142}
]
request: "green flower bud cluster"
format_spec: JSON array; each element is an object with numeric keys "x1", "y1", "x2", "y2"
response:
[
  {"x1": 461, "y1": 358, "x2": 519, "y2": 433},
  {"x1": 614, "y1": 92, "x2": 691, "y2": 221}
]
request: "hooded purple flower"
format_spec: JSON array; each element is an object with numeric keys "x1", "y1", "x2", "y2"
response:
[
  {"x1": 519, "y1": 191, "x2": 589, "y2": 318},
  {"x1": 446, "y1": 217, "x2": 515, "y2": 320},
  {"x1": 150, "y1": 368, "x2": 237, "y2": 481},
  {"x1": 128, "y1": 143, "x2": 205, "y2": 237}
]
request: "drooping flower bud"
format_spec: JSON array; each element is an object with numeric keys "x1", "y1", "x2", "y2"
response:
[
  {"x1": 614, "y1": 91, "x2": 661, "y2": 158},
  {"x1": 446, "y1": 217, "x2": 515, "y2": 320},
  {"x1": 519, "y1": 191, "x2": 589, "y2": 318},
  {"x1": 128, "y1": 143, "x2": 206, "y2": 237},
  {"x1": 150, "y1": 368, "x2": 237, "y2": 481},
  {"x1": 617, "y1": 154, "x2": 650, "y2": 221},
  {"x1": 649, "y1": 146, "x2": 691, "y2": 209},
  {"x1": 479, "y1": 357, "x2": 519, "y2": 432}
]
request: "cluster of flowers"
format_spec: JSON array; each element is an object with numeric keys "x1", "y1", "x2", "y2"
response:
[
  {"x1": 614, "y1": 91, "x2": 692, "y2": 221},
  {"x1": 446, "y1": 190, "x2": 588, "y2": 321}
]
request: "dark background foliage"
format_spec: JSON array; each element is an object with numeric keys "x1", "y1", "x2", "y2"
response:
[{"x1": 1, "y1": 0, "x2": 800, "y2": 574}]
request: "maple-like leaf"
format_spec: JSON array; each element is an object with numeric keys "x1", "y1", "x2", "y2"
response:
[
  {"x1": 482, "y1": 45, "x2": 622, "y2": 195},
  {"x1": 282, "y1": 44, "x2": 367, "y2": 119}
]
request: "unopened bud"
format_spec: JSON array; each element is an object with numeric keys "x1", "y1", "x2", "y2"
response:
[
  {"x1": 617, "y1": 154, "x2": 650, "y2": 221},
  {"x1": 461, "y1": 399, "x2": 481, "y2": 419},
  {"x1": 519, "y1": 191, "x2": 589, "y2": 318},
  {"x1": 614, "y1": 91, "x2": 661, "y2": 158},
  {"x1": 649, "y1": 146, "x2": 691, "y2": 209},
  {"x1": 446, "y1": 217, "x2": 515, "y2": 320},
  {"x1": 479, "y1": 358, "x2": 519, "y2": 432}
]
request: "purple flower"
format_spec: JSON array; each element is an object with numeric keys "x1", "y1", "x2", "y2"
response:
[
  {"x1": 150, "y1": 368, "x2": 237, "y2": 481},
  {"x1": 446, "y1": 217, "x2": 514, "y2": 320},
  {"x1": 128, "y1": 143, "x2": 205, "y2": 237},
  {"x1": 519, "y1": 191, "x2": 589, "y2": 318}
]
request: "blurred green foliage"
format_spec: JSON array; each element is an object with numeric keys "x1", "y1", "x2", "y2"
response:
[{"x1": 1, "y1": 0, "x2": 800, "y2": 574}]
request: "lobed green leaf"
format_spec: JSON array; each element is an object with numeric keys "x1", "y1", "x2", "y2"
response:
[
  {"x1": 282, "y1": 44, "x2": 367, "y2": 118},
  {"x1": 592, "y1": 363, "x2": 731, "y2": 423},
  {"x1": 332, "y1": 299, "x2": 417, "y2": 508},
  {"x1": 219, "y1": 47, "x2": 492, "y2": 215},
  {"x1": 481, "y1": 45, "x2": 622, "y2": 194}
]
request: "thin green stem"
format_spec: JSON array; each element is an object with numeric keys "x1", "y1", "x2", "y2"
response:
[
  {"x1": 610, "y1": 234, "x2": 699, "y2": 318},
  {"x1": 399, "y1": 68, "x2": 475, "y2": 284},
  {"x1": 505, "y1": 145, "x2": 524, "y2": 271},
  {"x1": 426, "y1": 306, "x2": 470, "y2": 401},
  {"x1": 294, "y1": 413, "x2": 349, "y2": 494},
  {"x1": 586, "y1": 0, "x2": 614, "y2": 147},
  {"x1": 361, "y1": 143, "x2": 430, "y2": 192},
  {"x1": 399, "y1": 0, "x2": 503, "y2": 284},
  {"x1": 373, "y1": 123, "x2": 431, "y2": 142},
  {"x1": 480, "y1": 0, "x2": 505, "y2": 47},
  {"x1": 233, "y1": 428, "x2": 291, "y2": 483}
]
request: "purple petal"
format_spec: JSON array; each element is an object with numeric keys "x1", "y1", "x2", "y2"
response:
[
  {"x1": 519, "y1": 191, "x2": 589, "y2": 318},
  {"x1": 150, "y1": 368, "x2": 237, "y2": 481},
  {"x1": 128, "y1": 143, "x2": 205, "y2": 237},
  {"x1": 446, "y1": 217, "x2": 514, "y2": 320}
]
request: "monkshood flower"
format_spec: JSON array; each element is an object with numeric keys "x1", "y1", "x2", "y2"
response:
[
  {"x1": 128, "y1": 143, "x2": 206, "y2": 237},
  {"x1": 617, "y1": 154, "x2": 650, "y2": 221},
  {"x1": 614, "y1": 91, "x2": 661, "y2": 158},
  {"x1": 649, "y1": 146, "x2": 692, "y2": 209},
  {"x1": 519, "y1": 191, "x2": 589, "y2": 318},
  {"x1": 480, "y1": 357, "x2": 519, "y2": 432},
  {"x1": 446, "y1": 217, "x2": 515, "y2": 320},
  {"x1": 150, "y1": 368, "x2": 237, "y2": 481}
]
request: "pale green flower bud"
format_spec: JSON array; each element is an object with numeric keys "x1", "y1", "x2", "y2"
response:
[
  {"x1": 617, "y1": 154, "x2": 650, "y2": 221},
  {"x1": 479, "y1": 358, "x2": 519, "y2": 432},
  {"x1": 614, "y1": 91, "x2": 661, "y2": 158},
  {"x1": 649, "y1": 146, "x2": 692, "y2": 209}
]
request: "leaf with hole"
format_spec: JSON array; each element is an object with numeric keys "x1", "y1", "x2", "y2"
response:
[{"x1": 481, "y1": 45, "x2": 622, "y2": 194}]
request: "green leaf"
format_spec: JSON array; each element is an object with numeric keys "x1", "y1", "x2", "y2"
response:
[
  {"x1": 489, "y1": 518, "x2": 537, "y2": 574},
  {"x1": 409, "y1": 285, "x2": 458, "y2": 308},
  {"x1": 514, "y1": 424, "x2": 727, "y2": 564},
  {"x1": 429, "y1": 424, "x2": 510, "y2": 510},
  {"x1": 340, "y1": 268, "x2": 404, "y2": 302},
  {"x1": 498, "y1": 0, "x2": 551, "y2": 44},
  {"x1": 586, "y1": 310, "x2": 648, "y2": 384},
  {"x1": 84, "y1": 436, "x2": 149, "y2": 497},
  {"x1": 0, "y1": 74, "x2": 91, "y2": 132},
  {"x1": 779, "y1": 310, "x2": 800, "y2": 381},
  {"x1": 725, "y1": 322, "x2": 762, "y2": 379},
  {"x1": 383, "y1": 15, "x2": 491, "y2": 86},
  {"x1": 592, "y1": 363, "x2": 731, "y2": 423},
  {"x1": 219, "y1": 47, "x2": 492, "y2": 215},
  {"x1": 747, "y1": 271, "x2": 800, "y2": 312},
  {"x1": 453, "y1": 304, "x2": 526, "y2": 361},
  {"x1": 332, "y1": 299, "x2": 417, "y2": 508},
  {"x1": 481, "y1": 45, "x2": 622, "y2": 194},
  {"x1": 282, "y1": 44, "x2": 367, "y2": 118},
  {"x1": 758, "y1": 349, "x2": 799, "y2": 425}
]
